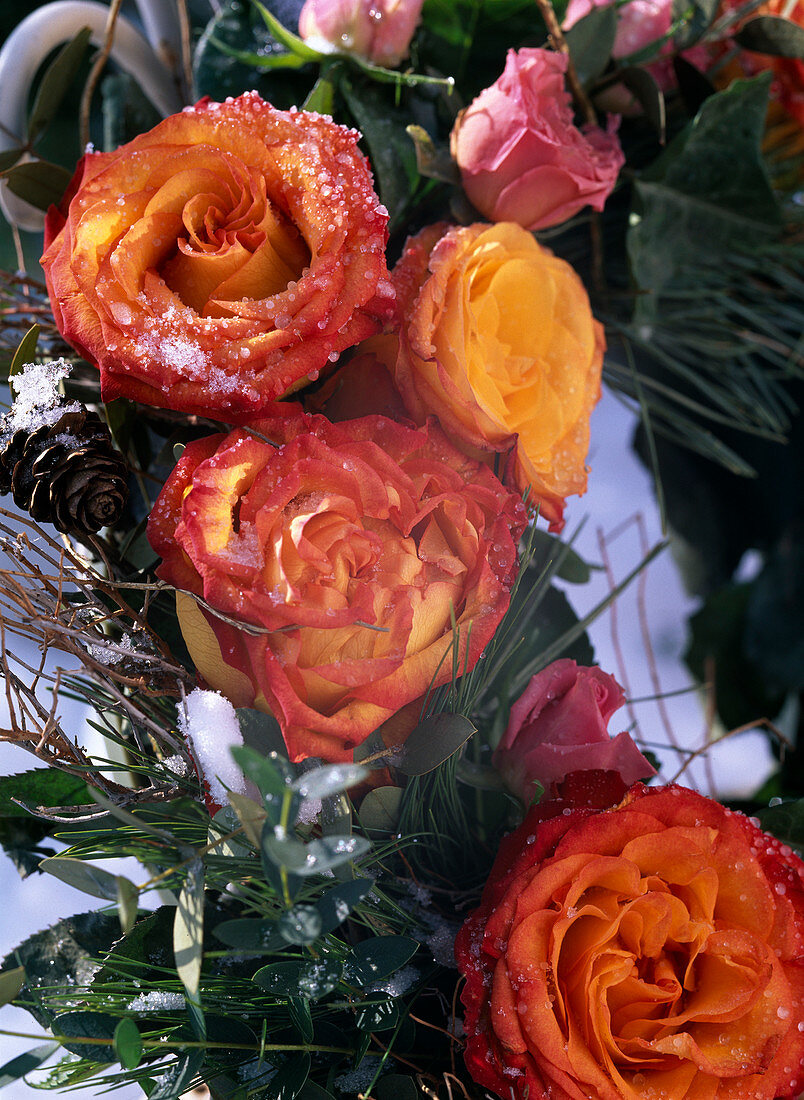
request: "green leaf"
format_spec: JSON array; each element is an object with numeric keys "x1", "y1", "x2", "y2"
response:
[
  {"x1": 278, "y1": 905, "x2": 323, "y2": 945},
  {"x1": 2, "y1": 911, "x2": 120, "y2": 1028},
  {"x1": 316, "y1": 878, "x2": 374, "y2": 933},
  {"x1": 228, "y1": 790, "x2": 267, "y2": 847},
  {"x1": 0, "y1": 1042, "x2": 59, "y2": 1088},
  {"x1": 253, "y1": 955, "x2": 342, "y2": 1000},
  {"x1": 619, "y1": 66, "x2": 666, "y2": 142},
  {"x1": 758, "y1": 799, "x2": 804, "y2": 850},
  {"x1": 355, "y1": 997, "x2": 400, "y2": 1032},
  {"x1": 231, "y1": 743, "x2": 296, "y2": 825},
  {"x1": 359, "y1": 786, "x2": 403, "y2": 833},
  {"x1": 341, "y1": 77, "x2": 419, "y2": 227},
  {"x1": 39, "y1": 856, "x2": 120, "y2": 901},
  {"x1": 27, "y1": 27, "x2": 93, "y2": 144},
  {"x1": 0, "y1": 965, "x2": 25, "y2": 1007},
  {"x1": 405, "y1": 124, "x2": 459, "y2": 184},
  {"x1": 565, "y1": 5, "x2": 618, "y2": 83},
  {"x1": 146, "y1": 1052, "x2": 204, "y2": 1099},
  {"x1": 397, "y1": 713, "x2": 476, "y2": 776},
  {"x1": 291, "y1": 763, "x2": 368, "y2": 801},
  {"x1": 267, "y1": 1052, "x2": 311, "y2": 1100},
  {"x1": 251, "y1": 0, "x2": 325, "y2": 61},
  {"x1": 174, "y1": 860, "x2": 204, "y2": 997},
  {"x1": 288, "y1": 995, "x2": 314, "y2": 1043},
  {"x1": 303, "y1": 72, "x2": 337, "y2": 114},
  {"x1": 370, "y1": 1076, "x2": 420, "y2": 1100},
  {"x1": 53, "y1": 1011, "x2": 119, "y2": 1062},
  {"x1": 236, "y1": 708, "x2": 287, "y2": 757},
  {"x1": 530, "y1": 529, "x2": 600, "y2": 585},
  {"x1": 214, "y1": 917, "x2": 285, "y2": 952},
  {"x1": 0, "y1": 148, "x2": 23, "y2": 173},
  {"x1": 630, "y1": 75, "x2": 780, "y2": 316},
  {"x1": 116, "y1": 876, "x2": 139, "y2": 935},
  {"x1": 9, "y1": 325, "x2": 41, "y2": 381},
  {"x1": 113, "y1": 1017, "x2": 143, "y2": 1070},
  {"x1": 263, "y1": 831, "x2": 370, "y2": 875},
  {"x1": 346, "y1": 936, "x2": 419, "y2": 986},
  {"x1": 2, "y1": 159, "x2": 73, "y2": 211},
  {"x1": 671, "y1": 0, "x2": 719, "y2": 47},
  {"x1": 735, "y1": 14, "x2": 804, "y2": 57},
  {"x1": 298, "y1": 1084, "x2": 336, "y2": 1100}
]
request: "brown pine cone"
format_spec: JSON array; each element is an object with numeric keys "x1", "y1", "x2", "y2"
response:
[{"x1": 3, "y1": 409, "x2": 128, "y2": 536}]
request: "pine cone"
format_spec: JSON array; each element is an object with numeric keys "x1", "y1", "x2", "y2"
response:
[{"x1": 1, "y1": 409, "x2": 128, "y2": 536}]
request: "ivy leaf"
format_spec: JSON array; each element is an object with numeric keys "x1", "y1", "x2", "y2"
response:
[{"x1": 52, "y1": 1011, "x2": 119, "y2": 1062}]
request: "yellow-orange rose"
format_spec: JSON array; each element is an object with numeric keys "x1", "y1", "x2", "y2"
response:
[
  {"x1": 41, "y1": 93, "x2": 394, "y2": 422},
  {"x1": 456, "y1": 782, "x2": 804, "y2": 1100},
  {"x1": 391, "y1": 222, "x2": 604, "y2": 531},
  {"x1": 146, "y1": 410, "x2": 525, "y2": 762}
]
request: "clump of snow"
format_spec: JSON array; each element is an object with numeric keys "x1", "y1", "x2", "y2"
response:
[
  {"x1": 177, "y1": 688, "x2": 248, "y2": 806},
  {"x1": 89, "y1": 632, "x2": 134, "y2": 665},
  {"x1": 161, "y1": 754, "x2": 191, "y2": 778},
  {"x1": 127, "y1": 990, "x2": 186, "y2": 1012},
  {"x1": 2, "y1": 359, "x2": 80, "y2": 439},
  {"x1": 334, "y1": 1056, "x2": 385, "y2": 1094},
  {"x1": 367, "y1": 964, "x2": 419, "y2": 998}
]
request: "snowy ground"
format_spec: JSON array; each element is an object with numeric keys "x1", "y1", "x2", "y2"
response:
[{"x1": 0, "y1": 388, "x2": 777, "y2": 1097}]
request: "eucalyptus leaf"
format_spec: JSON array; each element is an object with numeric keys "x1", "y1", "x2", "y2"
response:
[
  {"x1": 9, "y1": 325, "x2": 41, "y2": 381},
  {"x1": 0, "y1": 148, "x2": 23, "y2": 173},
  {"x1": 303, "y1": 72, "x2": 336, "y2": 114},
  {"x1": 397, "y1": 714, "x2": 476, "y2": 776},
  {"x1": 530, "y1": 529, "x2": 599, "y2": 585},
  {"x1": 359, "y1": 786, "x2": 403, "y2": 833},
  {"x1": 113, "y1": 1017, "x2": 143, "y2": 1070},
  {"x1": 228, "y1": 790, "x2": 267, "y2": 847},
  {"x1": 316, "y1": 878, "x2": 374, "y2": 933},
  {"x1": 619, "y1": 67, "x2": 666, "y2": 142},
  {"x1": 346, "y1": 936, "x2": 419, "y2": 985},
  {"x1": 253, "y1": 955, "x2": 342, "y2": 1000},
  {"x1": 27, "y1": 27, "x2": 93, "y2": 143},
  {"x1": 735, "y1": 15, "x2": 804, "y2": 57},
  {"x1": 3, "y1": 160, "x2": 73, "y2": 211},
  {"x1": 174, "y1": 861, "x2": 204, "y2": 997},
  {"x1": 267, "y1": 1052, "x2": 311, "y2": 1100},
  {"x1": 263, "y1": 831, "x2": 369, "y2": 875},
  {"x1": 214, "y1": 917, "x2": 285, "y2": 952},
  {"x1": 236, "y1": 709, "x2": 287, "y2": 757},
  {"x1": 291, "y1": 763, "x2": 368, "y2": 800},
  {"x1": 39, "y1": 856, "x2": 120, "y2": 901},
  {"x1": 0, "y1": 965, "x2": 24, "y2": 1007},
  {"x1": 278, "y1": 905, "x2": 322, "y2": 945},
  {"x1": 355, "y1": 997, "x2": 400, "y2": 1032},
  {"x1": 52, "y1": 1011, "x2": 119, "y2": 1062},
  {"x1": 0, "y1": 1043, "x2": 59, "y2": 1088}
]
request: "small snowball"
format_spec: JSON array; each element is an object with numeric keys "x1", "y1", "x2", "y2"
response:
[{"x1": 178, "y1": 688, "x2": 247, "y2": 806}]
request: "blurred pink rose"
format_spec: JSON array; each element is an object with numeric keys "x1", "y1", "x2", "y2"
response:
[
  {"x1": 563, "y1": 0, "x2": 672, "y2": 60},
  {"x1": 298, "y1": 0, "x2": 424, "y2": 68},
  {"x1": 492, "y1": 659, "x2": 656, "y2": 802},
  {"x1": 451, "y1": 49, "x2": 625, "y2": 231}
]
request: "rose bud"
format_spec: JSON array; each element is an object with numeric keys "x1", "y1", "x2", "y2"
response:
[
  {"x1": 493, "y1": 659, "x2": 656, "y2": 802},
  {"x1": 456, "y1": 782, "x2": 804, "y2": 1100},
  {"x1": 41, "y1": 92, "x2": 395, "y2": 423},
  {"x1": 451, "y1": 48, "x2": 625, "y2": 231},
  {"x1": 298, "y1": 0, "x2": 424, "y2": 68}
]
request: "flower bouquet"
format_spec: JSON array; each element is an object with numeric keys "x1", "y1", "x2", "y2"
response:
[{"x1": 0, "y1": 0, "x2": 802, "y2": 1097}]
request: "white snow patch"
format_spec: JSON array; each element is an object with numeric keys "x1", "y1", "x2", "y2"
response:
[
  {"x1": 178, "y1": 688, "x2": 248, "y2": 806},
  {"x1": 3, "y1": 359, "x2": 80, "y2": 438}
]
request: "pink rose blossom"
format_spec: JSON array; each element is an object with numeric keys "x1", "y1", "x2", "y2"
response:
[
  {"x1": 492, "y1": 659, "x2": 656, "y2": 803},
  {"x1": 451, "y1": 48, "x2": 625, "y2": 231},
  {"x1": 298, "y1": 0, "x2": 424, "y2": 68}
]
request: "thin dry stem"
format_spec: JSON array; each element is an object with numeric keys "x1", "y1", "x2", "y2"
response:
[{"x1": 79, "y1": 0, "x2": 124, "y2": 150}]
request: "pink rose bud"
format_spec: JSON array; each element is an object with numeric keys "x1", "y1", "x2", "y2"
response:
[
  {"x1": 492, "y1": 659, "x2": 656, "y2": 803},
  {"x1": 451, "y1": 48, "x2": 625, "y2": 231},
  {"x1": 298, "y1": 0, "x2": 424, "y2": 68},
  {"x1": 563, "y1": 0, "x2": 673, "y2": 60}
]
